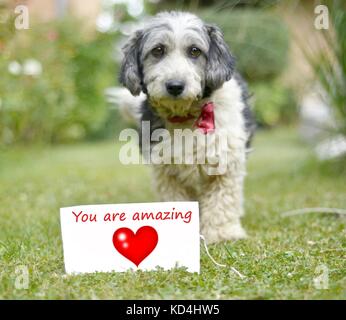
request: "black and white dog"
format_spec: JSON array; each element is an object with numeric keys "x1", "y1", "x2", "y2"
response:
[{"x1": 116, "y1": 11, "x2": 255, "y2": 243}]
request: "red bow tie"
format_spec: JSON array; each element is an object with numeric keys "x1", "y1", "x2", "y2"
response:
[{"x1": 194, "y1": 102, "x2": 215, "y2": 134}]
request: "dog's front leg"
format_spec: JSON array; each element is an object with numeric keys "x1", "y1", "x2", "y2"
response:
[
  {"x1": 199, "y1": 168, "x2": 247, "y2": 244},
  {"x1": 151, "y1": 165, "x2": 191, "y2": 201}
]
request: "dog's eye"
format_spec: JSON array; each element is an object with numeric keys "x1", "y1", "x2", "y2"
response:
[
  {"x1": 151, "y1": 45, "x2": 165, "y2": 58},
  {"x1": 189, "y1": 47, "x2": 201, "y2": 58}
]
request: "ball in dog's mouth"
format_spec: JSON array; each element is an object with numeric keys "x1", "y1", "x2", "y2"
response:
[{"x1": 149, "y1": 96, "x2": 203, "y2": 123}]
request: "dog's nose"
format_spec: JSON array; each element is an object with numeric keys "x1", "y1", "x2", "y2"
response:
[{"x1": 165, "y1": 80, "x2": 185, "y2": 97}]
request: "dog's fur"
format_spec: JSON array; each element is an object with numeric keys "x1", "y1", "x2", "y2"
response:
[{"x1": 118, "y1": 11, "x2": 255, "y2": 243}]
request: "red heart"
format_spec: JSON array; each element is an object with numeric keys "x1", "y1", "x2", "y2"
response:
[{"x1": 112, "y1": 226, "x2": 158, "y2": 267}]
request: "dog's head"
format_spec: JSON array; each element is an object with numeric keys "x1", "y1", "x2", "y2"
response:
[{"x1": 119, "y1": 11, "x2": 235, "y2": 118}]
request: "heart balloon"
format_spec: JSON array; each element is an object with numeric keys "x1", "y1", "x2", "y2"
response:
[{"x1": 112, "y1": 226, "x2": 158, "y2": 267}]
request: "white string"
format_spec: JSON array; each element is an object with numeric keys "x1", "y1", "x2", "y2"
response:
[
  {"x1": 230, "y1": 266, "x2": 246, "y2": 279},
  {"x1": 200, "y1": 234, "x2": 246, "y2": 279},
  {"x1": 200, "y1": 235, "x2": 226, "y2": 267}
]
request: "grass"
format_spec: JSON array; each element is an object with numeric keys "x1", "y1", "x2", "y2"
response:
[{"x1": 0, "y1": 127, "x2": 345, "y2": 299}]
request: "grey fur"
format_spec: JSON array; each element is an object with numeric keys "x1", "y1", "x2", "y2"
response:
[
  {"x1": 119, "y1": 30, "x2": 143, "y2": 96},
  {"x1": 205, "y1": 24, "x2": 235, "y2": 91},
  {"x1": 233, "y1": 72, "x2": 256, "y2": 147}
]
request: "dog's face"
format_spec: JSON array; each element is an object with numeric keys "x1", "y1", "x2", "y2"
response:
[{"x1": 120, "y1": 12, "x2": 234, "y2": 118}]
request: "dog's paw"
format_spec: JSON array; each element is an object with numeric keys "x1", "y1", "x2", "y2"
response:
[{"x1": 201, "y1": 223, "x2": 247, "y2": 244}]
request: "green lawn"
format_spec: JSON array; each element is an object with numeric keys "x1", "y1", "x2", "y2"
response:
[{"x1": 0, "y1": 128, "x2": 345, "y2": 299}]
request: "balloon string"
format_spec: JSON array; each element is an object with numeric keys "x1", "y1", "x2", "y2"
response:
[{"x1": 199, "y1": 234, "x2": 245, "y2": 279}]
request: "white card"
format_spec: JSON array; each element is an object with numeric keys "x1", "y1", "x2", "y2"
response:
[{"x1": 60, "y1": 202, "x2": 200, "y2": 274}]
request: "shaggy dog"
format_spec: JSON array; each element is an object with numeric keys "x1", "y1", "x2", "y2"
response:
[{"x1": 117, "y1": 11, "x2": 255, "y2": 243}]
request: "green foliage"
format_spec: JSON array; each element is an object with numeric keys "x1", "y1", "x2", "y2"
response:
[
  {"x1": 201, "y1": 9, "x2": 289, "y2": 81},
  {"x1": 251, "y1": 82, "x2": 297, "y2": 127},
  {"x1": 200, "y1": 8, "x2": 295, "y2": 127},
  {"x1": 0, "y1": 5, "x2": 296, "y2": 145},
  {"x1": 152, "y1": 0, "x2": 280, "y2": 12},
  {"x1": 148, "y1": 7, "x2": 295, "y2": 127},
  {"x1": 0, "y1": 17, "x2": 117, "y2": 145}
]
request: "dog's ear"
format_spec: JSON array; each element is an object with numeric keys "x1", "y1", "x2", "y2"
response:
[
  {"x1": 119, "y1": 30, "x2": 143, "y2": 96},
  {"x1": 205, "y1": 24, "x2": 235, "y2": 91}
]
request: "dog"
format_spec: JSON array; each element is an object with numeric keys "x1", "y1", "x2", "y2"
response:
[{"x1": 116, "y1": 11, "x2": 255, "y2": 243}]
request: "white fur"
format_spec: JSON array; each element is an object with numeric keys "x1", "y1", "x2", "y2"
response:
[
  {"x1": 132, "y1": 12, "x2": 209, "y2": 118},
  {"x1": 152, "y1": 79, "x2": 248, "y2": 243},
  {"x1": 116, "y1": 78, "x2": 248, "y2": 243},
  {"x1": 105, "y1": 87, "x2": 145, "y2": 125}
]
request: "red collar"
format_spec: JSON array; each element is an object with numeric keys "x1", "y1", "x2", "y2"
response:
[{"x1": 167, "y1": 101, "x2": 215, "y2": 134}]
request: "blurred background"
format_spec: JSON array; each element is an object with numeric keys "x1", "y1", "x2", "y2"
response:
[{"x1": 0, "y1": 0, "x2": 345, "y2": 161}]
